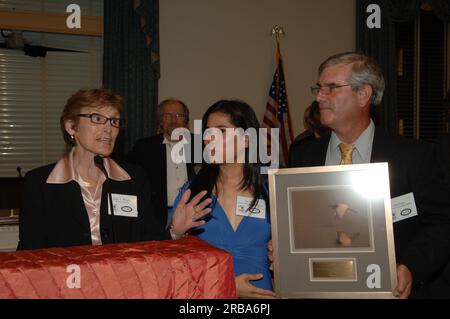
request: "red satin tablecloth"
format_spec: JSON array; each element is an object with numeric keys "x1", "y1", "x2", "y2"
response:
[{"x1": 0, "y1": 236, "x2": 236, "y2": 299}]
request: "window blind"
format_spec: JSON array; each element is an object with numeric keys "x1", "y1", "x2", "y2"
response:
[
  {"x1": 0, "y1": 35, "x2": 102, "y2": 177},
  {"x1": 395, "y1": 10, "x2": 448, "y2": 141}
]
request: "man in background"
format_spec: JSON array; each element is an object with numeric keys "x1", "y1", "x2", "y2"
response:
[{"x1": 127, "y1": 99, "x2": 196, "y2": 228}]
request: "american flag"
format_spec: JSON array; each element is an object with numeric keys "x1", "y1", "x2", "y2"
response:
[{"x1": 262, "y1": 46, "x2": 294, "y2": 167}]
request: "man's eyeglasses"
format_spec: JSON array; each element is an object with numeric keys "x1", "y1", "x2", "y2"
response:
[
  {"x1": 311, "y1": 83, "x2": 352, "y2": 96},
  {"x1": 161, "y1": 112, "x2": 186, "y2": 120},
  {"x1": 77, "y1": 113, "x2": 121, "y2": 128}
]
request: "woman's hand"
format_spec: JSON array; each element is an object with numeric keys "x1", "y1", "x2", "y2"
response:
[
  {"x1": 171, "y1": 189, "x2": 212, "y2": 237},
  {"x1": 235, "y1": 273, "x2": 276, "y2": 299}
]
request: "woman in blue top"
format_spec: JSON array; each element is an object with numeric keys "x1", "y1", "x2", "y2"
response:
[{"x1": 170, "y1": 100, "x2": 275, "y2": 299}]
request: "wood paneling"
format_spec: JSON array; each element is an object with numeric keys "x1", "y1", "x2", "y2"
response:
[{"x1": 0, "y1": 8, "x2": 102, "y2": 36}]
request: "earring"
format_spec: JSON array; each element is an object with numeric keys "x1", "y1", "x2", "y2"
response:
[{"x1": 70, "y1": 135, "x2": 74, "y2": 140}]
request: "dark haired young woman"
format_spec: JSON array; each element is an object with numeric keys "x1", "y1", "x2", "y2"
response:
[{"x1": 170, "y1": 100, "x2": 275, "y2": 299}]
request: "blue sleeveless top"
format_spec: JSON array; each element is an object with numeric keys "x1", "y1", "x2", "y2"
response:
[{"x1": 170, "y1": 182, "x2": 273, "y2": 291}]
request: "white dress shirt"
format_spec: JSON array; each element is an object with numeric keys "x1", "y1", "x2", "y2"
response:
[
  {"x1": 163, "y1": 137, "x2": 188, "y2": 207},
  {"x1": 325, "y1": 120, "x2": 375, "y2": 165}
]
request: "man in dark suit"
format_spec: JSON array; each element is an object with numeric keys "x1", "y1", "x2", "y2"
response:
[
  {"x1": 126, "y1": 99, "x2": 196, "y2": 228},
  {"x1": 289, "y1": 52, "x2": 450, "y2": 298}
]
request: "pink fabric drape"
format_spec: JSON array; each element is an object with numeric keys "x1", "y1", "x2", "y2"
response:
[{"x1": 0, "y1": 236, "x2": 236, "y2": 299}]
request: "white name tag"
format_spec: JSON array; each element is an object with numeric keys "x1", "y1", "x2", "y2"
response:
[
  {"x1": 236, "y1": 196, "x2": 266, "y2": 219},
  {"x1": 391, "y1": 192, "x2": 418, "y2": 223},
  {"x1": 108, "y1": 193, "x2": 138, "y2": 218}
]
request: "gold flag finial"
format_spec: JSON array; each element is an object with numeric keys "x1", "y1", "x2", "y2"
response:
[{"x1": 271, "y1": 25, "x2": 285, "y2": 36}]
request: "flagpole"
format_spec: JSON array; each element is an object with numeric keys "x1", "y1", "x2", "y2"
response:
[
  {"x1": 270, "y1": 25, "x2": 294, "y2": 141},
  {"x1": 263, "y1": 25, "x2": 294, "y2": 166},
  {"x1": 271, "y1": 26, "x2": 284, "y2": 127},
  {"x1": 271, "y1": 25, "x2": 284, "y2": 65}
]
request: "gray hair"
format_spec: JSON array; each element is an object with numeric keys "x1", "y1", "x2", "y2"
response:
[
  {"x1": 157, "y1": 98, "x2": 190, "y2": 124},
  {"x1": 319, "y1": 52, "x2": 385, "y2": 106}
]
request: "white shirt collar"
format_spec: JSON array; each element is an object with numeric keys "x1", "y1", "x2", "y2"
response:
[{"x1": 327, "y1": 119, "x2": 375, "y2": 165}]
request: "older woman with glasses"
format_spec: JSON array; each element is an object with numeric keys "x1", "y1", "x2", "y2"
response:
[{"x1": 18, "y1": 89, "x2": 205, "y2": 250}]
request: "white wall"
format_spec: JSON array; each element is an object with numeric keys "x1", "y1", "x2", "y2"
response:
[{"x1": 160, "y1": 0, "x2": 355, "y2": 136}]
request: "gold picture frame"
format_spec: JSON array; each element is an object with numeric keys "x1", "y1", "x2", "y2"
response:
[{"x1": 268, "y1": 163, "x2": 397, "y2": 298}]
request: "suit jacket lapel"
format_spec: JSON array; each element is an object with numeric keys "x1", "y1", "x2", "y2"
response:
[
  {"x1": 59, "y1": 181, "x2": 91, "y2": 231},
  {"x1": 311, "y1": 133, "x2": 330, "y2": 166},
  {"x1": 317, "y1": 134, "x2": 329, "y2": 166},
  {"x1": 159, "y1": 134, "x2": 168, "y2": 208},
  {"x1": 370, "y1": 127, "x2": 390, "y2": 163}
]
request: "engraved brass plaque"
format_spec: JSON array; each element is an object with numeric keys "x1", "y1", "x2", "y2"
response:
[{"x1": 311, "y1": 260, "x2": 355, "y2": 280}]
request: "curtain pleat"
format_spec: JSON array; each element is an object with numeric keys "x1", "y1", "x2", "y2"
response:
[{"x1": 103, "y1": 0, "x2": 159, "y2": 157}]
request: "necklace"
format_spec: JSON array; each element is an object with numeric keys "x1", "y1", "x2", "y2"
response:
[{"x1": 78, "y1": 174, "x2": 98, "y2": 187}]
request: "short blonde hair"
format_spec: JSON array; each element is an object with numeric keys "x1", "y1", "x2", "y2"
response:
[{"x1": 60, "y1": 88, "x2": 124, "y2": 151}]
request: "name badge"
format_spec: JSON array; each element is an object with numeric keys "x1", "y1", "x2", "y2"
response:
[
  {"x1": 108, "y1": 193, "x2": 138, "y2": 218},
  {"x1": 391, "y1": 192, "x2": 418, "y2": 223},
  {"x1": 236, "y1": 196, "x2": 266, "y2": 219}
]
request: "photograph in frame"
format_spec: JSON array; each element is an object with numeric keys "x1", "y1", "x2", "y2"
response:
[
  {"x1": 268, "y1": 163, "x2": 397, "y2": 298},
  {"x1": 290, "y1": 186, "x2": 373, "y2": 252}
]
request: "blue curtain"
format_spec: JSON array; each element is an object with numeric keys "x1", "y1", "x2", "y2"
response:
[
  {"x1": 103, "y1": 0, "x2": 160, "y2": 157},
  {"x1": 356, "y1": 0, "x2": 450, "y2": 134}
]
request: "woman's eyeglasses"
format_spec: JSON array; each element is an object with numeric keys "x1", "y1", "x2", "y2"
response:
[{"x1": 77, "y1": 113, "x2": 121, "y2": 128}]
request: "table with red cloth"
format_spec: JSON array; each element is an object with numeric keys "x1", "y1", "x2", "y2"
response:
[{"x1": 0, "y1": 236, "x2": 237, "y2": 299}]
